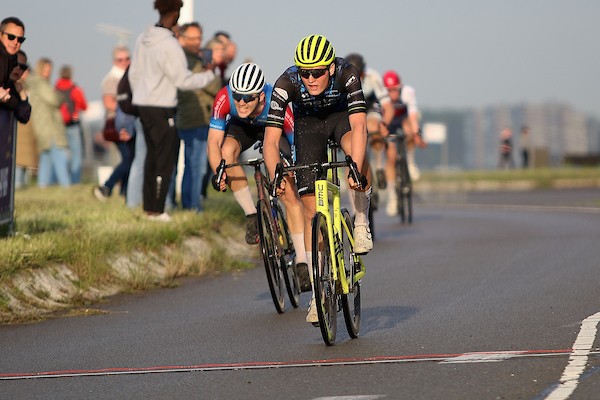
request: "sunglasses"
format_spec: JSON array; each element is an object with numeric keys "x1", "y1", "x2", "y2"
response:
[
  {"x1": 232, "y1": 92, "x2": 259, "y2": 103},
  {"x1": 1, "y1": 31, "x2": 26, "y2": 44},
  {"x1": 17, "y1": 62, "x2": 28, "y2": 70},
  {"x1": 115, "y1": 57, "x2": 130, "y2": 62},
  {"x1": 298, "y1": 68, "x2": 328, "y2": 79}
]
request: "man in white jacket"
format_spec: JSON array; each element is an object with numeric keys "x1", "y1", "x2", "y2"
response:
[{"x1": 128, "y1": 0, "x2": 215, "y2": 221}]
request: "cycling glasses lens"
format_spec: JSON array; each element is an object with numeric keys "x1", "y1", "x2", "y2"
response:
[
  {"x1": 232, "y1": 93, "x2": 258, "y2": 102},
  {"x1": 2, "y1": 32, "x2": 26, "y2": 43},
  {"x1": 17, "y1": 63, "x2": 28, "y2": 70},
  {"x1": 298, "y1": 68, "x2": 328, "y2": 79}
]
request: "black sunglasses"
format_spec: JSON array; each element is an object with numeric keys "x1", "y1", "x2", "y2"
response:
[
  {"x1": 232, "y1": 92, "x2": 259, "y2": 103},
  {"x1": 17, "y1": 62, "x2": 28, "y2": 70},
  {"x1": 298, "y1": 68, "x2": 328, "y2": 79},
  {"x1": 1, "y1": 31, "x2": 26, "y2": 44}
]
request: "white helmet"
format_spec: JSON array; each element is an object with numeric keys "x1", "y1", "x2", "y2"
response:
[{"x1": 229, "y1": 63, "x2": 265, "y2": 94}]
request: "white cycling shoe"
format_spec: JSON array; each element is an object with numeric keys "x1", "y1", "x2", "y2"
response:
[{"x1": 354, "y1": 224, "x2": 373, "y2": 254}]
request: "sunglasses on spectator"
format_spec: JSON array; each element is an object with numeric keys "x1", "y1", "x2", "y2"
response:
[
  {"x1": 1, "y1": 31, "x2": 26, "y2": 43},
  {"x1": 115, "y1": 57, "x2": 130, "y2": 62},
  {"x1": 232, "y1": 93, "x2": 259, "y2": 103},
  {"x1": 298, "y1": 68, "x2": 328, "y2": 79},
  {"x1": 17, "y1": 63, "x2": 28, "y2": 70}
]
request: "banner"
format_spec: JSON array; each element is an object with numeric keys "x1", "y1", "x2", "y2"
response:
[{"x1": 0, "y1": 108, "x2": 16, "y2": 235}]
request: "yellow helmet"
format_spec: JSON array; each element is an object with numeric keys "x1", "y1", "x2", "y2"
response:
[{"x1": 294, "y1": 34, "x2": 335, "y2": 68}]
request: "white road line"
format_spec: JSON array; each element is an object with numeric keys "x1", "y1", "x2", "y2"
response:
[
  {"x1": 441, "y1": 351, "x2": 526, "y2": 364},
  {"x1": 544, "y1": 311, "x2": 600, "y2": 400},
  {"x1": 313, "y1": 396, "x2": 385, "y2": 400}
]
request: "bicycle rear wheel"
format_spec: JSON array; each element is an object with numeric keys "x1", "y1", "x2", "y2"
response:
[
  {"x1": 397, "y1": 159, "x2": 413, "y2": 224},
  {"x1": 312, "y1": 212, "x2": 337, "y2": 346},
  {"x1": 340, "y1": 209, "x2": 361, "y2": 338},
  {"x1": 257, "y1": 200, "x2": 285, "y2": 313},
  {"x1": 272, "y1": 200, "x2": 300, "y2": 308}
]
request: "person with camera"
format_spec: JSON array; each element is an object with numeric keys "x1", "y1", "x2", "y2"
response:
[{"x1": 173, "y1": 21, "x2": 222, "y2": 212}]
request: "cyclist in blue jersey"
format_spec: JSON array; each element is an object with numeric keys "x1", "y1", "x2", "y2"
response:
[
  {"x1": 263, "y1": 35, "x2": 372, "y2": 324},
  {"x1": 207, "y1": 63, "x2": 308, "y2": 272}
]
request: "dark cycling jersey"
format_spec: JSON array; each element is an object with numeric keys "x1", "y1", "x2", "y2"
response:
[
  {"x1": 388, "y1": 85, "x2": 418, "y2": 135},
  {"x1": 267, "y1": 57, "x2": 367, "y2": 195},
  {"x1": 266, "y1": 57, "x2": 366, "y2": 127}
]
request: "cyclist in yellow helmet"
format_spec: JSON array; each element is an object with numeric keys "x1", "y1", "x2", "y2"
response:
[{"x1": 263, "y1": 34, "x2": 372, "y2": 324}]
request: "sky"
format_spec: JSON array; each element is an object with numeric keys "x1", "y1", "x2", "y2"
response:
[{"x1": 5, "y1": 0, "x2": 600, "y2": 118}]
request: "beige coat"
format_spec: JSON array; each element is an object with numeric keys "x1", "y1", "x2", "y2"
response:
[{"x1": 27, "y1": 73, "x2": 68, "y2": 152}]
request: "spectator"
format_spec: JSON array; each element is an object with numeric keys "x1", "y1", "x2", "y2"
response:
[
  {"x1": 211, "y1": 31, "x2": 237, "y2": 82},
  {"x1": 128, "y1": 0, "x2": 215, "y2": 222},
  {"x1": 175, "y1": 22, "x2": 222, "y2": 212},
  {"x1": 6, "y1": 49, "x2": 30, "y2": 123},
  {"x1": 13, "y1": 50, "x2": 36, "y2": 189},
  {"x1": 56, "y1": 65, "x2": 88, "y2": 184},
  {"x1": 498, "y1": 127, "x2": 515, "y2": 169},
  {"x1": 0, "y1": 17, "x2": 26, "y2": 104},
  {"x1": 101, "y1": 45, "x2": 130, "y2": 122},
  {"x1": 94, "y1": 48, "x2": 134, "y2": 201},
  {"x1": 519, "y1": 125, "x2": 531, "y2": 168},
  {"x1": 93, "y1": 106, "x2": 135, "y2": 201},
  {"x1": 28, "y1": 57, "x2": 70, "y2": 188}
]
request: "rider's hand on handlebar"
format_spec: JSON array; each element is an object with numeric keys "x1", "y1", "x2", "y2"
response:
[{"x1": 211, "y1": 171, "x2": 227, "y2": 192}]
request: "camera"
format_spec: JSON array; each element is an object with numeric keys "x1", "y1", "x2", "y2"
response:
[{"x1": 198, "y1": 48, "x2": 213, "y2": 66}]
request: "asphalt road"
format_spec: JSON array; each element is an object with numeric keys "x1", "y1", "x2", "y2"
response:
[{"x1": 1, "y1": 188, "x2": 599, "y2": 400}]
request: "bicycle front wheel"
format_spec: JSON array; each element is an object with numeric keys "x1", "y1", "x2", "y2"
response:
[
  {"x1": 257, "y1": 200, "x2": 285, "y2": 313},
  {"x1": 312, "y1": 212, "x2": 337, "y2": 346},
  {"x1": 272, "y1": 200, "x2": 300, "y2": 308},
  {"x1": 341, "y1": 209, "x2": 361, "y2": 338},
  {"x1": 397, "y1": 160, "x2": 413, "y2": 224}
]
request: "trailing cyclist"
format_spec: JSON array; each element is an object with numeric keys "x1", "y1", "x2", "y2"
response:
[
  {"x1": 345, "y1": 53, "x2": 395, "y2": 215},
  {"x1": 207, "y1": 62, "x2": 308, "y2": 277},
  {"x1": 263, "y1": 34, "x2": 372, "y2": 324},
  {"x1": 383, "y1": 70, "x2": 426, "y2": 193}
]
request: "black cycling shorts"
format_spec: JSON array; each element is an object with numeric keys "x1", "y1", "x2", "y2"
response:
[
  {"x1": 225, "y1": 118, "x2": 292, "y2": 160},
  {"x1": 294, "y1": 109, "x2": 351, "y2": 196}
]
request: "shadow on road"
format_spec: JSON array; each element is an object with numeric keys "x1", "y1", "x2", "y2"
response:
[{"x1": 361, "y1": 305, "x2": 418, "y2": 334}]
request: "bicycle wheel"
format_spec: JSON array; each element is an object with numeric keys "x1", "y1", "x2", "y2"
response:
[
  {"x1": 340, "y1": 209, "x2": 361, "y2": 338},
  {"x1": 312, "y1": 212, "x2": 337, "y2": 346},
  {"x1": 397, "y1": 159, "x2": 413, "y2": 224},
  {"x1": 272, "y1": 200, "x2": 300, "y2": 308},
  {"x1": 257, "y1": 200, "x2": 285, "y2": 313}
]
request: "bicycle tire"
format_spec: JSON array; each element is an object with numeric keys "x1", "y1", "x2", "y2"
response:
[
  {"x1": 397, "y1": 158, "x2": 413, "y2": 224},
  {"x1": 257, "y1": 200, "x2": 285, "y2": 313},
  {"x1": 340, "y1": 209, "x2": 361, "y2": 338},
  {"x1": 312, "y1": 212, "x2": 337, "y2": 346},
  {"x1": 272, "y1": 200, "x2": 300, "y2": 308}
]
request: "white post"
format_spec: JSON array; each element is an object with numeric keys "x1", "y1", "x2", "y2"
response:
[{"x1": 180, "y1": 0, "x2": 194, "y2": 23}]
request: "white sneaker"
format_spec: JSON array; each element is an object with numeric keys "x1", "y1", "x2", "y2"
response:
[
  {"x1": 146, "y1": 212, "x2": 173, "y2": 222},
  {"x1": 306, "y1": 298, "x2": 318, "y2": 324},
  {"x1": 386, "y1": 193, "x2": 398, "y2": 216},
  {"x1": 354, "y1": 224, "x2": 373, "y2": 254}
]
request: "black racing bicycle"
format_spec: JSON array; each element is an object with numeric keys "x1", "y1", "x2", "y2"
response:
[
  {"x1": 214, "y1": 148, "x2": 301, "y2": 313},
  {"x1": 387, "y1": 131, "x2": 413, "y2": 224}
]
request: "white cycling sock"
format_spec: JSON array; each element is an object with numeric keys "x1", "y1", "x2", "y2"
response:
[
  {"x1": 306, "y1": 251, "x2": 315, "y2": 299},
  {"x1": 233, "y1": 186, "x2": 257, "y2": 216},
  {"x1": 352, "y1": 187, "x2": 371, "y2": 227},
  {"x1": 387, "y1": 183, "x2": 397, "y2": 200},
  {"x1": 291, "y1": 233, "x2": 307, "y2": 264}
]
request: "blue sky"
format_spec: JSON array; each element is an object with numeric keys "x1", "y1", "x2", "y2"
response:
[{"x1": 5, "y1": 0, "x2": 600, "y2": 118}]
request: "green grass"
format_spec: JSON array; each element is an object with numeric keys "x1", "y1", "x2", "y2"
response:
[
  {"x1": 419, "y1": 166, "x2": 600, "y2": 189},
  {"x1": 0, "y1": 185, "x2": 257, "y2": 322}
]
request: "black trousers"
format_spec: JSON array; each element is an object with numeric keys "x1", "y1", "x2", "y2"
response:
[{"x1": 137, "y1": 106, "x2": 179, "y2": 213}]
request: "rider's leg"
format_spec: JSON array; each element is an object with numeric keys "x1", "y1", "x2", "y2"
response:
[
  {"x1": 402, "y1": 118, "x2": 420, "y2": 181},
  {"x1": 385, "y1": 141, "x2": 398, "y2": 216},
  {"x1": 341, "y1": 133, "x2": 373, "y2": 254},
  {"x1": 280, "y1": 176, "x2": 307, "y2": 264},
  {"x1": 367, "y1": 114, "x2": 386, "y2": 189},
  {"x1": 300, "y1": 193, "x2": 318, "y2": 322}
]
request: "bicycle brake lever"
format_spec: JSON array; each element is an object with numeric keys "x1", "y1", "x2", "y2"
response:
[{"x1": 271, "y1": 162, "x2": 284, "y2": 197}]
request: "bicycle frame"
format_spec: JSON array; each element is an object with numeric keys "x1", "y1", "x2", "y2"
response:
[{"x1": 313, "y1": 152, "x2": 366, "y2": 296}]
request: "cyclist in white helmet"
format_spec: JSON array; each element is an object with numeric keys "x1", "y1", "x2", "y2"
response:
[{"x1": 207, "y1": 63, "x2": 308, "y2": 277}]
